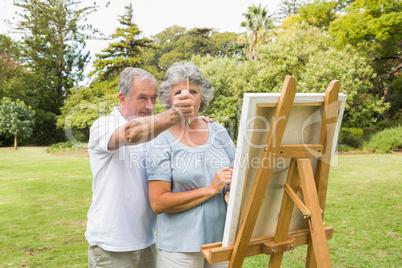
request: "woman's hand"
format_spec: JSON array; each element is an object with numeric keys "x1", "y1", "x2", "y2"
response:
[
  {"x1": 208, "y1": 167, "x2": 233, "y2": 195},
  {"x1": 149, "y1": 167, "x2": 233, "y2": 214}
]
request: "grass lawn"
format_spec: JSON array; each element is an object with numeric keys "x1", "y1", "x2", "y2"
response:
[{"x1": 0, "y1": 147, "x2": 401, "y2": 267}]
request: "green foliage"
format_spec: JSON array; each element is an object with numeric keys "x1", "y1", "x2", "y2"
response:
[
  {"x1": 362, "y1": 125, "x2": 402, "y2": 153},
  {"x1": 193, "y1": 55, "x2": 258, "y2": 139},
  {"x1": 148, "y1": 26, "x2": 243, "y2": 79},
  {"x1": 51, "y1": 141, "x2": 73, "y2": 148},
  {"x1": 257, "y1": 23, "x2": 387, "y2": 127},
  {"x1": 280, "y1": 14, "x2": 304, "y2": 29},
  {"x1": 195, "y1": 23, "x2": 387, "y2": 129},
  {"x1": 90, "y1": 3, "x2": 154, "y2": 81},
  {"x1": 329, "y1": 0, "x2": 402, "y2": 120},
  {"x1": 0, "y1": 34, "x2": 38, "y2": 107},
  {"x1": 13, "y1": 0, "x2": 98, "y2": 114},
  {"x1": 46, "y1": 141, "x2": 87, "y2": 153},
  {"x1": 158, "y1": 27, "x2": 216, "y2": 70},
  {"x1": 339, "y1": 127, "x2": 365, "y2": 148},
  {"x1": 276, "y1": 0, "x2": 305, "y2": 20},
  {"x1": 0, "y1": 34, "x2": 60, "y2": 146},
  {"x1": 29, "y1": 108, "x2": 64, "y2": 146},
  {"x1": 0, "y1": 34, "x2": 21, "y2": 99},
  {"x1": 0, "y1": 97, "x2": 35, "y2": 148},
  {"x1": 337, "y1": 144, "x2": 351, "y2": 152},
  {"x1": 298, "y1": 0, "x2": 339, "y2": 29},
  {"x1": 57, "y1": 78, "x2": 119, "y2": 142}
]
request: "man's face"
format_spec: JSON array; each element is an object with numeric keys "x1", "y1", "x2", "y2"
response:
[{"x1": 119, "y1": 78, "x2": 157, "y2": 119}]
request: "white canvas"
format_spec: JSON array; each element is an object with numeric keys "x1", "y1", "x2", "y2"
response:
[{"x1": 222, "y1": 93, "x2": 347, "y2": 247}]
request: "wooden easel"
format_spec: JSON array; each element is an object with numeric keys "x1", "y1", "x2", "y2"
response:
[{"x1": 201, "y1": 76, "x2": 340, "y2": 267}]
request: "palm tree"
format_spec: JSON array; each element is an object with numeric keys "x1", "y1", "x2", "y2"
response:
[{"x1": 241, "y1": 3, "x2": 274, "y2": 62}]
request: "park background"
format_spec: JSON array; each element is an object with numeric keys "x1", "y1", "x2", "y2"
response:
[{"x1": 0, "y1": 0, "x2": 401, "y2": 267}]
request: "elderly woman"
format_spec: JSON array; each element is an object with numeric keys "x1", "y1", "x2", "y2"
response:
[{"x1": 146, "y1": 62, "x2": 235, "y2": 268}]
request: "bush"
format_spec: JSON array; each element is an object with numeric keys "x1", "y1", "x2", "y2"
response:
[
  {"x1": 51, "y1": 141, "x2": 73, "y2": 149},
  {"x1": 47, "y1": 141, "x2": 87, "y2": 154},
  {"x1": 339, "y1": 127, "x2": 364, "y2": 148},
  {"x1": 362, "y1": 126, "x2": 402, "y2": 153},
  {"x1": 364, "y1": 120, "x2": 401, "y2": 135},
  {"x1": 338, "y1": 144, "x2": 351, "y2": 152}
]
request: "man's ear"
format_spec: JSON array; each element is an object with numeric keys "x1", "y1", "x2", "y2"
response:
[{"x1": 118, "y1": 93, "x2": 126, "y2": 108}]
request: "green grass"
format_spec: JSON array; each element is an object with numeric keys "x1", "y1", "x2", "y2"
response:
[
  {"x1": 0, "y1": 148, "x2": 401, "y2": 267},
  {"x1": 0, "y1": 147, "x2": 92, "y2": 267},
  {"x1": 243, "y1": 153, "x2": 402, "y2": 267}
]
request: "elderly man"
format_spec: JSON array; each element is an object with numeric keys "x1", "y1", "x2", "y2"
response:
[{"x1": 85, "y1": 67, "x2": 195, "y2": 268}]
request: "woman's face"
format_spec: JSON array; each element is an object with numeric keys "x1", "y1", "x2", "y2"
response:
[{"x1": 171, "y1": 81, "x2": 202, "y2": 115}]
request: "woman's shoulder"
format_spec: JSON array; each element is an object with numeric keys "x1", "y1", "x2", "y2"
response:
[
  {"x1": 209, "y1": 122, "x2": 234, "y2": 143},
  {"x1": 210, "y1": 122, "x2": 231, "y2": 137},
  {"x1": 148, "y1": 130, "x2": 175, "y2": 151},
  {"x1": 210, "y1": 121, "x2": 226, "y2": 132}
]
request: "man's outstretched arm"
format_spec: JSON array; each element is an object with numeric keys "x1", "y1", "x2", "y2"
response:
[{"x1": 108, "y1": 90, "x2": 194, "y2": 150}]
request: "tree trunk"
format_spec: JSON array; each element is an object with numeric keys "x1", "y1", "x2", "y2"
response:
[
  {"x1": 14, "y1": 133, "x2": 18, "y2": 150},
  {"x1": 252, "y1": 30, "x2": 258, "y2": 62}
]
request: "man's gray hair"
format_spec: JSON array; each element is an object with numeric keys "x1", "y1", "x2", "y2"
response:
[
  {"x1": 159, "y1": 62, "x2": 213, "y2": 112},
  {"x1": 118, "y1": 67, "x2": 158, "y2": 99}
]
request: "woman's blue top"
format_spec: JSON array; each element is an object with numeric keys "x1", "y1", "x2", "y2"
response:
[{"x1": 146, "y1": 122, "x2": 236, "y2": 252}]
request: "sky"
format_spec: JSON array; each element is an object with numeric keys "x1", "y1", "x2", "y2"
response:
[{"x1": 0, "y1": 0, "x2": 283, "y2": 76}]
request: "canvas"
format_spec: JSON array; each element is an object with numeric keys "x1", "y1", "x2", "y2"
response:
[{"x1": 222, "y1": 92, "x2": 347, "y2": 247}]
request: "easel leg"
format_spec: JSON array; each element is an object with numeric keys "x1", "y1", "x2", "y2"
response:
[
  {"x1": 269, "y1": 159, "x2": 299, "y2": 267},
  {"x1": 315, "y1": 80, "x2": 340, "y2": 214},
  {"x1": 269, "y1": 252, "x2": 284, "y2": 267},
  {"x1": 305, "y1": 237, "x2": 317, "y2": 268},
  {"x1": 298, "y1": 159, "x2": 332, "y2": 267}
]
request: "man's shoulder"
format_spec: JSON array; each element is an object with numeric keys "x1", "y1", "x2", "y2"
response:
[{"x1": 90, "y1": 108, "x2": 123, "y2": 129}]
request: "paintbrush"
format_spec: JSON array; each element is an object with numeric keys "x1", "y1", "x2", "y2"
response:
[{"x1": 187, "y1": 77, "x2": 191, "y2": 127}]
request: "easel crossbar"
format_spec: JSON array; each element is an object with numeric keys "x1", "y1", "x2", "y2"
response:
[
  {"x1": 201, "y1": 227, "x2": 334, "y2": 264},
  {"x1": 283, "y1": 184, "x2": 311, "y2": 218},
  {"x1": 278, "y1": 144, "x2": 323, "y2": 158}
]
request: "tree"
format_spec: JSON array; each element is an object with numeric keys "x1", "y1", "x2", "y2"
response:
[
  {"x1": 0, "y1": 34, "x2": 36, "y2": 104},
  {"x1": 192, "y1": 55, "x2": 258, "y2": 139},
  {"x1": 236, "y1": 27, "x2": 269, "y2": 61},
  {"x1": 144, "y1": 25, "x2": 187, "y2": 79},
  {"x1": 0, "y1": 97, "x2": 35, "y2": 149},
  {"x1": 57, "y1": 78, "x2": 119, "y2": 142},
  {"x1": 277, "y1": 0, "x2": 306, "y2": 21},
  {"x1": 0, "y1": 35, "x2": 21, "y2": 99},
  {"x1": 13, "y1": 0, "x2": 98, "y2": 115},
  {"x1": 256, "y1": 23, "x2": 387, "y2": 127},
  {"x1": 157, "y1": 27, "x2": 216, "y2": 72},
  {"x1": 298, "y1": 0, "x2": 339, "y2": 29},
  {"x1": 145, "y1": 26, "x2": 242, "y2": 79},
  {"x1": 329, "y1": 0, "x2": 402, "y2": 120},
  {"x1": 240, "y1": 3, "x2": 274, "y2": 62},
  {"x1": 210, "y1": 32, "x2": 245, "y2": 59},
  {"x1": 90, "y1": 3, "x2": 153, "y2": 81},
  {"x1": 194, "y1": 23, "x2": 387, "y2": 129},
  {"x1": 0, "y1": 34, "x2": 61, "y2": 146}
]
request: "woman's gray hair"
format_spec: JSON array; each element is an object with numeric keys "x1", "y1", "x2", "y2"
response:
[
  {"x1": 159, "y1": 62, "x2": 213, "y2": 112},
  {"x1": 118, "y1": 67, "x2": 158, "y2": 99}
]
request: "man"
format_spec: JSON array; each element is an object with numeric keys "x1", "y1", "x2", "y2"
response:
[{"x1": 86, "y1": 67, "x2": 195, "y2": 267}]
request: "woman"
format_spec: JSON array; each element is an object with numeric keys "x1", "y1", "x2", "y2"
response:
[{"x1": 146, "y1": 62, "x2": 235, "y2": 268}]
